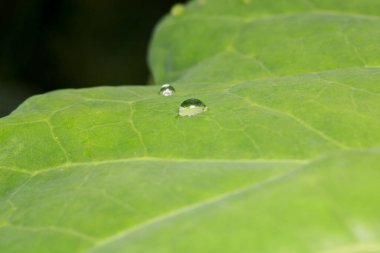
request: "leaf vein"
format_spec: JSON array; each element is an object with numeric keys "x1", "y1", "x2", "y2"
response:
[{"x1": 84, "y1": 165, "x2": 305, "y2": 252}]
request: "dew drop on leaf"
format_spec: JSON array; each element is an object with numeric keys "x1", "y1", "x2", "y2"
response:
[
  {"x1": 178, "y1": 98, "x2": 207, "y2": 117},
  {"x1": 171, "y1": 3, "x2": 185, "y2": 17},
  {"x1": 159, "y1": 84, "x2": 176, "y2": 96}
]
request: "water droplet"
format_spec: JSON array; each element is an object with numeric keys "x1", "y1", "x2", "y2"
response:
[
  {"x1": 178, "y1": 98, "x2": 207, "y2": 117},
  {"x1": 171, "y1": 3, "x2": 185, "y2": 17},
  {"x1": 159, "y1": 84, "x2": 175, "y2": 96}
]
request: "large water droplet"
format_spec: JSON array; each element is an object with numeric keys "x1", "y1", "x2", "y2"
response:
[
  {"x1": 159, "y1": 84, "x2": 175, "y2": 96},
  {"x1": 178, "y1": 98, "x2": 207, "y2": 117}
]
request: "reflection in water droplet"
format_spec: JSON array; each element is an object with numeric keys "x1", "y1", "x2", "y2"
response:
[
  {"x1": 159, "y1": 84, "x2": 175, "y2": 96},
  {"x1": 178, "y1": 98, "x2": 207, "y2": 117}
]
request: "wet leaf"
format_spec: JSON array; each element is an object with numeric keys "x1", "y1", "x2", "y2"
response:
[{"x1": 1, "y1": 0, "x2": 380, "y2": 252}]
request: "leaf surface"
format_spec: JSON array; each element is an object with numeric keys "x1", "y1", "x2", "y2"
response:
[{"x1": 1, "y1": 0, "x2": 380, "y2": 252}]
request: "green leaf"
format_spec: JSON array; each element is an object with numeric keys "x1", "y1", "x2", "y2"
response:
[{"x1": 1, "y1": 0, "x2": 380, "y2": 252}]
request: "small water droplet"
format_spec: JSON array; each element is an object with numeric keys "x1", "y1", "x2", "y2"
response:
[
  {"x1": 171, "y1": 3, "x2": 185, "y2": 17},
  {"x1": 178, "y1": 98, "x2": 207, "y2": 117},
  {"x1": 159, "y1": 84, "x2": 176, "y2": 96}
]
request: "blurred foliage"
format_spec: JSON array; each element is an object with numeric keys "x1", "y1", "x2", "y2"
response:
[{"x1": 0, "y1": 0, "x2": 185, "y2": 116}]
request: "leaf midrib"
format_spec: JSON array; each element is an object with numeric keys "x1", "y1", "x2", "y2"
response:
[{"x1": 1, "y1": 158, "x2": 306, "y2": 252}]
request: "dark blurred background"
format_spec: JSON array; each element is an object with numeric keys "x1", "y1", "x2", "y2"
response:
[{"x1": 0, "y1": 0, "x2": 185, "y2": 117}]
